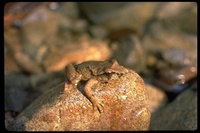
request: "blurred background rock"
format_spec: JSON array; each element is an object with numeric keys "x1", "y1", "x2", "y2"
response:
[{"x1": 4, "y1": 2, "x2": 197, "y2": 130}]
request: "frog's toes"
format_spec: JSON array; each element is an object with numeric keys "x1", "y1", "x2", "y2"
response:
[{"x1": 93, "y1": 102, "x2": 104, "y2": 113}]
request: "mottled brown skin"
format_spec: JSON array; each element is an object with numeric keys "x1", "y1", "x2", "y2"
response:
[{"x1": 65, "y1": 59, "x2": 128, "y2": 113}]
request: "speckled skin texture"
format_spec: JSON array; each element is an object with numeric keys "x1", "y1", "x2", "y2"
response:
[
  {"x1": 64, "y1": 59, "x2": 128, "y2": 113},
  {"x1": 8, "y1": 64, "x2": 151, "y2": 131}
]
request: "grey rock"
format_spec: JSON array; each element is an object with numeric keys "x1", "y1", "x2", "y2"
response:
[{"x1": 150, "y1": 88, "x2": 197, "y2": 130}]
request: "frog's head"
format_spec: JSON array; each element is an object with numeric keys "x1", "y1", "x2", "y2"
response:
[{"x1": 105, "y1": 59, "x2": 128, "y2": 74}]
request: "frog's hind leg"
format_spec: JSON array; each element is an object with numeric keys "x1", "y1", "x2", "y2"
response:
[{"x1": 84, "y1": 78, "x2": 104, "y2": 113}]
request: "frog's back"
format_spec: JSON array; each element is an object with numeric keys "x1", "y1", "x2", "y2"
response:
[{"x1": 76, "y1": 60, "x2": 112, "y2": 79}]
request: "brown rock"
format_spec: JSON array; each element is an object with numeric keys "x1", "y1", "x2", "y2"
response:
[
  {"x1": 43, "y1": 39, "x2": 112, "y2": 73},
  {"x1": 8, "y1": 69, "x2": 151, "y2": 131},
  {"x1": 146, "y1": 84, "x2": 167, "y2": 113}
]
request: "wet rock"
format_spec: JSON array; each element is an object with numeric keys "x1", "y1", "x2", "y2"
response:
[
  {"x1": 150, "y1": 87, "x2": 197, "y2": 130},
  {"x1": 8, "y1": 69, "x2": 151, "y2": 131}
]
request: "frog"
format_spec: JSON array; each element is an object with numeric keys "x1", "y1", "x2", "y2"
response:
[{"x1": 65, "y1": 59, "x2": 128, "y2": 113}]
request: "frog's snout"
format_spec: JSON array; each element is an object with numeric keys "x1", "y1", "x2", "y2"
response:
[{"x1": 70, "y1": 74, "x2": 82, "y2": 86}]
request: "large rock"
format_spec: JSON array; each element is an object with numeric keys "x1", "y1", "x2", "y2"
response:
[{"x1": 8, "y1": 69, "x2": 151, "y2": 131}]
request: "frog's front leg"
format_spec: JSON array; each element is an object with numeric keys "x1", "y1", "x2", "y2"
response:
[
  {"x1": 84, "y1": 78, "x2": 104, "y2": 113},
  {"x1": 65, "y1": 63, "x2": 82, "y2": 86}
]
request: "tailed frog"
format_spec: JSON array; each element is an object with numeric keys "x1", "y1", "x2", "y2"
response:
[{"x1": 65, "y1": 59, "x2": 128, "y2": 113}]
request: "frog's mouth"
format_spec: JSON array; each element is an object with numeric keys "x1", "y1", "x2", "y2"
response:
[
  {"x1": 69, "y1": 74, "x2": 82, "y2": 86},
  {"x1": 71, "y1": 79, "x2": 80, "y2": 86}
]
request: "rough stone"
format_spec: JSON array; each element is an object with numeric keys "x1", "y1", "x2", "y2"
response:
[{"x1": 8, "y1": 69, "x2": 151, "y2": 131}]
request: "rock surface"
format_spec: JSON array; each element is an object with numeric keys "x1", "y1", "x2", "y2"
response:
[
  {"x1": 8, "y1": 70, "x2": 151, "y2": 131},
  {"x1": 146, "y1": 84, "x2": 167, "y2": 113}
]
